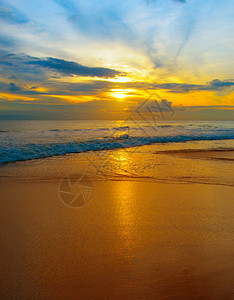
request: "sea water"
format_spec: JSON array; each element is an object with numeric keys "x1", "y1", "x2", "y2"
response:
[{"x1": 0, "y1": 120, "x2": 233, "y2": 163}]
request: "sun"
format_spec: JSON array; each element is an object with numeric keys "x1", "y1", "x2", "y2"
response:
[{"x1": 110, "y1": 89, "x2": 136, "y2": 100}]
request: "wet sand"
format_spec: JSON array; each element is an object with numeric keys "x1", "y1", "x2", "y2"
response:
[
  {"x1": 0, "y1": 147, "x2": 234, "y2": 299},
  {"x1": 154, "y1": 149, "x2": 234, "y2": 161}
]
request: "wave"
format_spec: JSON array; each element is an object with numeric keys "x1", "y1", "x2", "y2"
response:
[
  {"x1": 1, "y1": 132, "x2": 234, "y2": 164},
  {"x1": 48, "y1": 126, "x2": 130, "y2": 133},
  {"x1": 0, "y1": 125, "x2": 177, "y2": 134}
]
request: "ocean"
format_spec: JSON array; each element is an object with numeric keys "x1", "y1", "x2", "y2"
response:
[{"x1": 0, "y1": 120, "x2": 234, "y2": 164}]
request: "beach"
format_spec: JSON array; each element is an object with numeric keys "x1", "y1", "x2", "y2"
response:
[
  {"x1": 1, "y1": 0, "x2": 233, "y2": 297},
  {"x1": 0, "y1": 141, "x2": 233, "y2": 299}
]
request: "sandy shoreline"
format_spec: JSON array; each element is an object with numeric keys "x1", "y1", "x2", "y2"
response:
[
  {"x1": 0, "y1": 146, "x2": 234, "y2": 299},
  {"x1": 0, "y1": 144, "x2": 233, "y2": 186}
]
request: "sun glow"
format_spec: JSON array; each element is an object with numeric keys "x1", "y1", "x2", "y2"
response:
[
  {"x1": 108, "y1": 76, "x2": 133, "y2": 83},
  {"x1": 110, "y1": 89, "x2": 136, "y2": 99}
]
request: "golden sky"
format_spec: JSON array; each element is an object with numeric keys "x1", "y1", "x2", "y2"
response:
[{"x1": 0, "y1": 0, "x2": 233, "y2": 119}]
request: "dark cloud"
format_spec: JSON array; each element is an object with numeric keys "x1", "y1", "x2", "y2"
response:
[
  {"x1": 26, "y1": 57, "x2": 120, "y2": 78},
  {"x1": 155, "y1": 79, "x2": 234, "y2": 94},
  {"x1": 186, "y1": 105, "x2": 234, "y2": 110},
  {"x1": 0, "y1": 52, "x2": 48, "y2": 82},
  {"x1": 209, "y1": 79, "x2": 234, "y2": 89},
  {"x1": 154, "y1": 82, "x2": 202, "y2": 92},
  {"x1": 0, "y1": 77, "x2": 112, "y2": 97},
  {"x1": 123, "y1": 79, "x2": 234, "y2": 94},
  {"x1": 8, "y1": 82, "x2": 21, "y2": 92},
  {"x1": 0, "y1": 53, "x2": 120, "y2": 81},
  {"x1": 46, "y1": 80, "x2": 111, "y2": 95}
]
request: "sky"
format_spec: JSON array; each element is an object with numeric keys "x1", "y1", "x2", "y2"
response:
[{"x1": 0, "y1": 0, "x2": 233, "y2": 120}]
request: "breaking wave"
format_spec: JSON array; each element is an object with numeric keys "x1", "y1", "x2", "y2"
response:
[{"x1": 1, "y1": 131, "x2": 234, "y2": 164}]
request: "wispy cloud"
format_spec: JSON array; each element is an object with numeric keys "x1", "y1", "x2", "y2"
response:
[
  {"x1": 145, "y1": 0, "x2": 186, "y2": 3},
  {"x1": 173, "y1": 0, "x2": 186, "y2": 3},
  {"x1": 0, "y1": 5, "x2": 28, "y2": 24}
]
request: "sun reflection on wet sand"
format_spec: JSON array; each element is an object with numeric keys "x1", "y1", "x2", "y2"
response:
[{"x1": 114, "y1": 181, "x2": 138, "y2": 254}]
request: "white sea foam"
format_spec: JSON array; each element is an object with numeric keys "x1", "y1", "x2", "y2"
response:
[{"x1": 0, "y1": 120, "x2": 233, "y2": 163}]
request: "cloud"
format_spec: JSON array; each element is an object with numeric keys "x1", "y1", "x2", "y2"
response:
[
  {"x1": 55, "y1": 0, "x2": 130, "y2": 41},
  {"x1": 8, "y1": 82, "x2": 21, "y2": 92},
  {"x1": 27, "y1": 57, "x2": 120, "y2": 78},
  {"x1": 46, "y1": 80, "x2": 111, "y2": 95},
  {"x1": 0, "y1": 5, "x2": 28, "y2": 24},
  {"x1": 0, "y1": 98, "x2": 131, "y2": 120},
  {"x1": 173, "y1": 0, "x2": 186, "y2": 3},
  {"x1": 209, "y1": 79, "x2": 234, "y2": 89},
  {"x1": 126, "y1": 79, "x2": 234, "y2": 94},
  {"x1": 1, "y1": 54, "x2": 233, "y2": 101},
  {"x1": 0, "y1": 0, "x2": 232, "y2": 83},
  {"x1": 0, "y1": 35, "x2": 18, "y2": 49},
  {"x1": 1, "y1": 98, "x2": 233, "y2": 121},
  {"x1": 0, "y1": 52, "x2": 120, "y2": 80},
  {"x1": 0, "y1": 52, "x2": 48, "y2": 83},
  {"x1": 153, "y1": 80, "x2": 234, "y2": 96},
  {"x1": 145, "y1": 0, "x2": 186, "y2": 4},
  {"x1": 174, "y1": 13, "x2": 196, "y2": 63}
]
